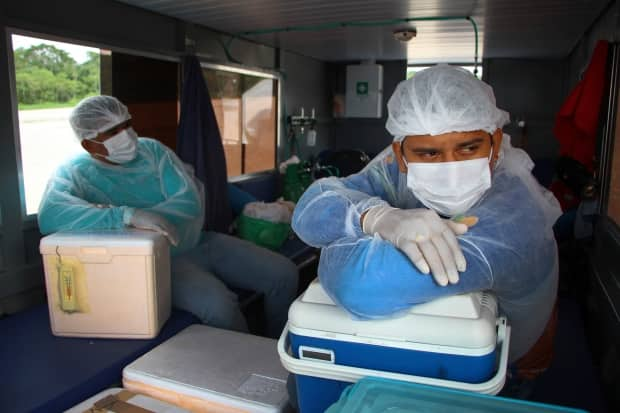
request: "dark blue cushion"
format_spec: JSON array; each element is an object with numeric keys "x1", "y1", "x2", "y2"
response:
[
  {"x1": 231, "y1": 172, "x2": 279, "y2": 203},
  {"x1": 0, "y1": 304, "x2": 198, "y2": 413},
  {"x1": 228, "y1": 183, "x2": 258, "y2": 216}
]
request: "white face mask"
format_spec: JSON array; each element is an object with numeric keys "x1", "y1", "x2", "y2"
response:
[
  {"x1": 92, "y1": 127, "x2": 138, "y2": 164},
  {"x1": 405, "y1": 151, "x2": 493, "y2": 217}
]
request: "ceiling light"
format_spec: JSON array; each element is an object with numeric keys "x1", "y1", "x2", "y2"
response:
[{"x1": 393, "y1": 28, "x2": 417, "y2": 42}]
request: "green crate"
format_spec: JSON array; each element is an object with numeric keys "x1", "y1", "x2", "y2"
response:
[{"x1": 237, "y1": 214, "x2": 291, "y2": 250}]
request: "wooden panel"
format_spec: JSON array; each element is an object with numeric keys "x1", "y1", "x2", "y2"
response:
[
  {"x1": 212, "y1": 98, "x2": 242, "y2": 177},
  {"x1": 112, "y1": 53, "x2": 177, "y2": 102},
  {"x1": 243, "y1": 94, "x2": 277, "y2": 174},
  {"x1": 205, "y1": 69, "x2": 277, "y2": 177},
  {"x1": 126, "y1": 101, "x2": 179, "y2": 150},
  {"x1": 608, "y1": 90, "x2": 620, "y2": 227},
  {"x1": 112, "y1": 52, "x2": 179, "y2": 149}
]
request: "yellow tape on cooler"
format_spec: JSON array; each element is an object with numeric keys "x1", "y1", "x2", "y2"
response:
[
  {"x1": 48, "y1": 255, "x2": 90, "y2": 314},
  {"x1": 58, "y1": 263, "x2": 77, "y2": 312}
]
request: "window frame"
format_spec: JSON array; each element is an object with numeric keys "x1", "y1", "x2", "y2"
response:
[
  {"x1": 7, "y1": 28, "x2": 118, "y2": 220},
  {"x1": 598, "y1": 46, "x2": 620, "y2": 226},
  {"x1": 6, "y1": 28, "x2": 28, "y2": 221},
  {"x1": 8, "y1": 28, "x2": 175, "y2": 220},
  {"x1": 199, "y1": 60, "x2": 282, "y2": 179},
  {"x1": 7, "y1": 27, "x2": 282, "y2": 218},
  {"x1": 4, "y1": 28, "x2": 112, "y2": 221}
]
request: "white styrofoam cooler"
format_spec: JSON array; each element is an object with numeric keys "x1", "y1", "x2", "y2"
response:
[
  {"x1": 40, "y1": 230, "x2": 171, "y2": 339},
  {"x1": 64, "y1": 387, "x2": 190, "y2": 413},
  {"x1": 122, "y1": 325, "x2": 290, "y2": 413},
  {"x1": 278, "y1": 279, "x2": 510, "y2": 412}
]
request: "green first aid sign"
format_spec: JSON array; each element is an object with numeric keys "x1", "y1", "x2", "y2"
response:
[{"x1": 356, "y1": 81, "x2": 369, "y2": 95}]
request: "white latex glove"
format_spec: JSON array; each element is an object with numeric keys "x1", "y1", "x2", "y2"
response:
[
  {"x1": 362, "y1": 206, "x2": 468, "y2": 286},
  {"x1": 128, "y1": 209, "x2": 180, "y2": 246}
]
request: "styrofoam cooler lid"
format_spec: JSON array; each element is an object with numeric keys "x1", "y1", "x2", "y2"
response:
[
  {"x1": 64, "y1": 387, "x2": 190, "y2": 413},
  {"x1": 40, "y1": 229, "x2": 167, "y2": 255},
  {"x1": 122, "y1": 325, "x2": 289, "y2": 412},
  {"x1": 289, "y1": 279, "x2": 499, "y2": 351}
]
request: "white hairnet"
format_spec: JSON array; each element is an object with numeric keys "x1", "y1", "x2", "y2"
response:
[
  {"x1": 69, "y1": 95, "x2": 132, "y2": 140},
  {"x1": 386, "y1": 65, "x2": 510, "y2": 140}
]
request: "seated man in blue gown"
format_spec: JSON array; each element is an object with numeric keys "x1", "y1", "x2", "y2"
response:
[{"x1": 38, "y1": 95, "x2": 298, "y2": 338}]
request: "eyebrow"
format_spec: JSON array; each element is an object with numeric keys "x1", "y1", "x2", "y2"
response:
[
  {"x1": 410, "y1": 146, "x2": 440, "y2": 154},
  {"x1": 402, "y1": 140, "x2": 435, "y2": 154},
  {"x1": 406, "y1": 137, "x2": 486, "y2": 152},
  {"x1": 102, "y1": 120, "x2": 130, "y2": 135},
  {"x1": 456, "y1": 137, "x2": 485, "y2": 148}
]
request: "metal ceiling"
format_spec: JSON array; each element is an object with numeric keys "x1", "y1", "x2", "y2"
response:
[{"x1": 114, "y1": 0, "x2": 610, "y2": 63}]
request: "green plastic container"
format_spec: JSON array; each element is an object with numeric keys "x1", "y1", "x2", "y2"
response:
[
  {"x1": 283, "y1": 163, "x2": 313, "y2": 202},
  {"x1": 237, "y1": 214, "x2": 291, "y2": 250},
  {"x1": 326, "y1": 377, "x2": 588, "y2": 413}
]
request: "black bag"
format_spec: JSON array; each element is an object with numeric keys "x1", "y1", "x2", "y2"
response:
[{"x1": 314, "y1": 149, "x2": 370, "y2": 178}]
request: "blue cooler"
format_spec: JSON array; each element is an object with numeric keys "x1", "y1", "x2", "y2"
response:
[
  {"x1": 326, "y1": 377, "x2": 587, "y2": 413},
  {"x1": 278, "y1": 279, "x2": 511, "y2": 413}
]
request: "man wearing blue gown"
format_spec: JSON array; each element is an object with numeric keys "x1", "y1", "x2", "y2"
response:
[
  {"x1": 292, "y1": 65, "x2": 561, "y2": 379},
  {"x1": 39, "y1": 95, "x2": 298, "y2": 338}
]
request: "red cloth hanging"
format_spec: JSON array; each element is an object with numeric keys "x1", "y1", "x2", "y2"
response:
[{"x1": 553, "y1": 40, "x2": 609, "y2": 171}]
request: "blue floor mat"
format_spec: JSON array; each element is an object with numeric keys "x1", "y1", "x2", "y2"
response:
[{"x1": 0, "y1": 304, "x2": 198, "y2": 413}]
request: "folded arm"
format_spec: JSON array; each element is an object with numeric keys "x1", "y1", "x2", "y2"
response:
[
  {"x1": 294, "y1": 165, "x2": 554, "y2": 319},
  {"x1": 38, "y1": 167, "x2": 130, "y2": 234},
  {"x1": 141, "y1": 144, "x2": 204, "y2": 229},
  {"x1": 293, "y1": 171, "x2": 392, "y2": 247}
]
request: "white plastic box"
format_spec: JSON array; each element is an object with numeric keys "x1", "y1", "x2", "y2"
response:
[
  {"x1": 123, "y1": 325, "x2": 290, "y2": 413},
  {"x1": 278, "y1": 280, "x2": 510, "y2": 413},
  {"x1": 40, "y1": 230, "x2": 171, "y2": 339},
  {"x1": 64, "y1": 387, "x2": 190, "y2": 413}
]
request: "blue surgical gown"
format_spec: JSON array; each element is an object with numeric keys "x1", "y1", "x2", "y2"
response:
[
  {"x1": 38, "y1": 138, "x2": 204, "y2": 255},
  {"x1": 292, "y1": 145, "x2": 561, "y2": 362}
]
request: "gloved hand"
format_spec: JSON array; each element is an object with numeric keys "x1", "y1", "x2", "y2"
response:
[
  {"x1": 362, "y1": 206, "x2": 468, "y2": 286},
  {"x1": 128, "y1": 209, "x2": 180, "y2": 246}
]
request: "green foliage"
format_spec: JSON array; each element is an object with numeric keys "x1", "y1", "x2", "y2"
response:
[{"x1": 14, "y1": 44, "x2": 100, "y2": 105}]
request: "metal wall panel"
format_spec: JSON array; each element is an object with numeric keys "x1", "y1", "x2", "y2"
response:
[{"x1": 116, "y1": 0, "x2": 611, "y2": 62}]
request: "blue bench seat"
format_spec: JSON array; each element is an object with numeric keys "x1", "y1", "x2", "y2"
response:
[{"x1": 0, "y1": 304, "x2": 198, "y2": 413}]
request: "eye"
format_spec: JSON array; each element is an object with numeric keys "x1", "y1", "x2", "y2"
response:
[
  {"x1": 417, "y1": 151, "x2": 439, "y2": 159},
  {"x1": 460, "y1": 144, "x2": 480, "y2": 154}
]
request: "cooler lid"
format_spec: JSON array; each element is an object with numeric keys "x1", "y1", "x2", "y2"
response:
[
  {"x1": 288, "y1": 279, "x2": 498, "y2": 349},
  {"x1": 123, "y1": 325, "x2": 288, "y2": 412},
  {"x1": 39, "y1": 229, "x2": 166, "y2": 255}
]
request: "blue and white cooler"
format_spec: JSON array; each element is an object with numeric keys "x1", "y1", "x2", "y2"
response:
[{"x1": 278, "y1": 279, "x2": 511, "y2": 413}]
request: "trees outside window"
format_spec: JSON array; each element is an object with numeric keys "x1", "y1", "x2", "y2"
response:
[{"x1": 10, "y1": 34, "x2": 102, "y2": 215}]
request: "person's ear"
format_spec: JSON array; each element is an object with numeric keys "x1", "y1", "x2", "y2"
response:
[
  {"x1": 392, "y1": 141, "x2": 408, "y2": 173},
  {"x1": 490, "y1": 129, "x2": 503, "y2": 168}
]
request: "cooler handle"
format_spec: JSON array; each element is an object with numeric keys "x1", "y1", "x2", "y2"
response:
[
  {"x1": 77, "y1": 247, "x2": 113, "y2": 263},
  {"x1": 277, "y1": 317, "x2": 510, "y2": 395},
  {"x1": 299, "y1": 346, "x2": 335, "y2": 363},
  {"x1": 52, "y1": 246, "x2": 114, "y2": 263}
]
